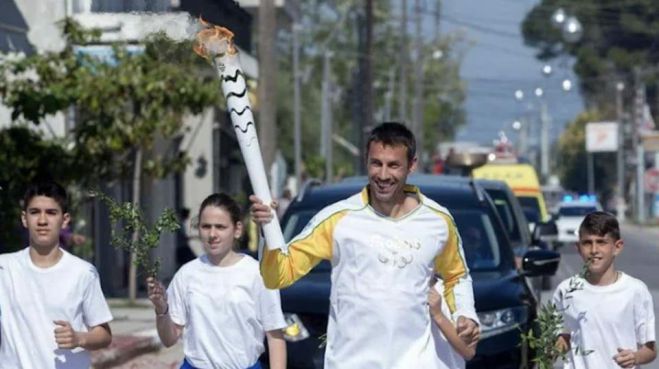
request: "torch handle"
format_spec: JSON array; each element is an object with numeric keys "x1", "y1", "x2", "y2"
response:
[{"x1": 217, "y1": 56, "x2": 286, "y2": 250}]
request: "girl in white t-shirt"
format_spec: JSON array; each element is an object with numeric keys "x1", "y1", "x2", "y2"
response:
[
  {"x1": 429, "y1": 279, "x2": 476, "y2": 369},
  {"x1": 147, "y1": 193, "x2": 287, "y2": 369}
]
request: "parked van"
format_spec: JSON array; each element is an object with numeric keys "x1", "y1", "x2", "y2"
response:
[{"x1": 471, "y1": 163, "x2": 549, "y2": 224}]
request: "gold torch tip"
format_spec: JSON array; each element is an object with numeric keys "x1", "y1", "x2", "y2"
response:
[{"x1": 193, "y1": 17, "x2": 237, "y2": 60}]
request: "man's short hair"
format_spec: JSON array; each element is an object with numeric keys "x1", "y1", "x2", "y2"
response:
[
  {"x1": 22, "y1": 181, "x2": 69, "y2": 213},
  {"x1": 366, "y1": 122, "x2": 416, "y2": 163},
  {"x1": 578, "y1": 211, "x2": 620, "y2": 241}
]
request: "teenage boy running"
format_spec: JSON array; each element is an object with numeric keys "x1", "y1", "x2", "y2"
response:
[
  {"x1": 0, "y1": 182, "x2": 113, "y2": 369},
  {"x1": 553, "y1": 211, "x2": 655, "y2": 369}
]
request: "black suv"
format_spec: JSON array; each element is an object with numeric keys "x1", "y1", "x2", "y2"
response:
[{"x1": 273, "y1": 175, "x2": 559, "y2": 369}]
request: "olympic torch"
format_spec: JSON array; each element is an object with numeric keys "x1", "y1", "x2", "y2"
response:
[{"x1": 194, "y1": 22, "x2": 285, "y2": 250}]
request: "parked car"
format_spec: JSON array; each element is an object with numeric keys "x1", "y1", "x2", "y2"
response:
[
  {"x1": 268, "y1": 175, "x2": 559, "y2": 369},
  {"x1": 476, "y1": 179, "x2": 558, "y2": 291},
  {"x1": 555, "y1": 197, "x2": 602, "y2": 246}
]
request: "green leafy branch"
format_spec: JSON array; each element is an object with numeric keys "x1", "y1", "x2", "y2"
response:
[
  {"x1": 92, "y1": 190, "x2": 180, "y2": 277},
  {"x1": 521, "y1": 261, "x2": 593, "y2": 369}
]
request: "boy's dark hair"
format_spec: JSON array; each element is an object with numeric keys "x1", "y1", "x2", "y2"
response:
[
  {"x1": 578, "y1": 211, "x2": 620, "y2": 241},
  {"x1": 365, "y1": 122, "x2": 416, "y2": 163},
  {"x1": 22, "y1": 181, "x2": 69, "y2": 213}
]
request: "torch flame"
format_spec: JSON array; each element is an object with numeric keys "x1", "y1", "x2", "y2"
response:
[{"x1": 193, "y1": 17, "x2": 237, "y2": 60}]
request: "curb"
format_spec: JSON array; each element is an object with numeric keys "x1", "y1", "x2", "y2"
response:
[{"x1": 92, "y1": 329, "x2": 162, "y2": 369}]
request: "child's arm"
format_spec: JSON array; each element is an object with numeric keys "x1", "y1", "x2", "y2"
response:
[
  {"x1": 266, "y1": 329, "x2": 287, "y2": 369},
  {"x1": 613, "y1": 342, "x2": 656, "y2": 368},
  {"x1": 53, "y1": 321, "x2": 112, "y2": 350},
  {"x1": 147, "y1": 277, "x2": 184, "y2": 347},
  {"x1": 429, "y1": 287, "x2": 476, "y2": 360}
]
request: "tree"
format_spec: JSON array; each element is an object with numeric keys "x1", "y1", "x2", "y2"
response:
[
  {"x1": 274, "y1": 1, "x2": 467, "y2": 176},
  {"x1": 0, "y1": 126, "x2": 78, "y2": 252},
  {"x1": 0, "y1": 19, "x2": 220, "y2": 301},
  {"x1": 521, "y1": 0, "x2": 659, "y2": 109}
]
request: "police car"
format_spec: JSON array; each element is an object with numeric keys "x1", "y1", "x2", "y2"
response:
[{"x1": 555, "y1": 195, "x2": 602, "y2": 245}]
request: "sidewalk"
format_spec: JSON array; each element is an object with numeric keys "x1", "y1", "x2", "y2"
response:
[{"x1": 91, "y1": 298, "x2": 170, "y2": 369}]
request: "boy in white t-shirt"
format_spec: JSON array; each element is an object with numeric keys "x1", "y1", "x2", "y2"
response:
[
  {"x1": 553, "y1": 211, "x2": 656, "y2": 369},
  {"x1": 0, "y1": 182, "x2": 113, "y2": 369}
]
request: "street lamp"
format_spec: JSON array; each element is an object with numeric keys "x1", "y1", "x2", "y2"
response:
[
  {"x1": 551, "y1": 8, "x2": 566, "y2": 29},
  {"x1": 562, "y1": 16, "x2": 583, "y2": 44}
]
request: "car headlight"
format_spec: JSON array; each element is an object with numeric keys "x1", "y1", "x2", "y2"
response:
[
  {"x1": 282, "y1": 313, "x2": 310, "y2": 342},
  {"x1": 477, "y1": 306, "x2": 528, "y2": 339}
]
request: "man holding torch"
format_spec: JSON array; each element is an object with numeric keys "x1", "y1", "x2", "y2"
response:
[{"x1": 251, "y1": 122, "x2": 480, "y2": 369}]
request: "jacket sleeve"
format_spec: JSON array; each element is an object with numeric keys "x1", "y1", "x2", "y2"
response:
[
  {"x1": 434, "y1": 212, "x2": 479, "y2": 325},
  {"x1": 260, "y1": 209, "x2": 347, "y2": 289}
]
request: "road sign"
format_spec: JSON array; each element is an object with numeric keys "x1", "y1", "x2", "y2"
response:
[
  {"x1": 644, "y1": 168, "x2": 659, "y2": 193},
  {"x1": 586, "y1": 122, "x2": 619, "y2": 152}
]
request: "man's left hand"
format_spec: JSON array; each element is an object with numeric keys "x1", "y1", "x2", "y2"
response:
[{"x1": 456, "y1": 316, "x2": 480, "y2": 348}]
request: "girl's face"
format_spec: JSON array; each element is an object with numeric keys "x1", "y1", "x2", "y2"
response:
[{"x1": 198, "y1": 205, "x2": 243, "y2": 259}]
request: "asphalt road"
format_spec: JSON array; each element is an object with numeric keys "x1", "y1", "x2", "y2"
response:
[{"x1": 543, "y1": 223, "x2": 659, "y2": 369}]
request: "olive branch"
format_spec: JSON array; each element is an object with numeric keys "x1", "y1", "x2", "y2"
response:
[
  {"x1": 521, "y1": 260, "x2": 593, "y2": 369},
  {"x1": 91, "y1": 190, "x2": 180, "y2": 277}
]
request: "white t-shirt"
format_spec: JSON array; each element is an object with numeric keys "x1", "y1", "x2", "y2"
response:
[
  {"x1": 0, "y1": 247, "x2": 113, "y2": 369},
  {"x1": 168, "y1": 254, "x2": 286, "y2": 369},
  {"x1": 432, "y1": 281, "x2": 466, "y2": 369},
  {"x1": 553, "y1": 272, "x2": 655, "y2": 369}
]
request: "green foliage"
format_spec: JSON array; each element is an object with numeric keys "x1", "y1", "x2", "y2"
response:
[
  {"x1": 0, "y1": 126, "x2": 78, "y2": 251},
  {"x1": 93, "y1": 191, "x2": 180, "y2": 277},
  {"x1": 521, "y1": 262, "x2": 593, "y2": 368},
  {"x1": 276, "y1": 1, "x2": 467, "y2": 175},
  {"x1": 521, "y1": 0, "x2": 659, "y2": 105},
  {"x1": 521, "y1": 302, "x2": 566, "y2": 369},
  {"x1": 0, "y1": 19, "x2": 220, "y2": 252},
  {"x1": 556, "y1": 110, "x2": 616, "y2": 201},
  {"x1": 0, "y1": 19, "x2": 220, "y2": 182}
]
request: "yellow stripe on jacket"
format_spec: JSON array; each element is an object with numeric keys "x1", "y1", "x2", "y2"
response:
[
  {"x1": 433, "y1": 211, "x2": 469, "y2": 313},
  {"x1": 260, "y1": 210, "x2": 348, "y2": 289}
]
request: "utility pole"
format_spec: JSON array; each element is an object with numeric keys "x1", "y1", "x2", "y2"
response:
[
  {"x1": 634, "y1": 68, "x2": 646, "y2": 223},
  {"x1": 435, "y1": 0, "x2": 441, "y2": 41},
  {"x1": 321, "y1": 51, "x2": 333, "y2": 182},
  {"x1": 616, "y1": 81, "x2": 626, "y2": 222},
  {"x1": 292, "y1": 21, "x2": 302, "y2": 188},
  {"x1": 258, "y1": 0, "x2": 278, "y2": 174},
  {"x1": 539, "y1": 100, "x2": 550, "y2": 182},
  {"x1": 357, "y1": 0, "x2": 374, "y2": 174},
  {"x1": 384, "y1": 68, "x2": 396, "y2": 121},
  {"x1": 412, "y1": 0, "x2": 425, "y2": 167},
  {"x1": 398, "y1": 0, "x2": 408, "y2": 123}
]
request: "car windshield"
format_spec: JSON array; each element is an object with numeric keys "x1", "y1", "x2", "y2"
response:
[
  {"x1": 282, "y1": 208, "x2": 501, "y2": 271},
  {"x1": 485, "y1": 189, "x2": 521, "y2": 244},
  {"x1": 559, "y1": 206, "x2": 597, "y2": 217},
  {"x1": 518, "y1": 196, "x2": 541, "y2": 220}
]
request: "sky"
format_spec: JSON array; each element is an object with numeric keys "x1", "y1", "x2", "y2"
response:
[{"x1": 440, "y1": 0, "x2": 584, "y2": 147}]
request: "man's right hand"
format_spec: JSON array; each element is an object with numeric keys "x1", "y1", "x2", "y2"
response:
[{"x1": 249, "y1": 195, "x2": 277, "y2": 226}]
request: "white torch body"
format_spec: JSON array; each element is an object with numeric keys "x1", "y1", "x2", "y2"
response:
[{"x1": 214, "y1": 53, "x2": 286, "y2": 250}]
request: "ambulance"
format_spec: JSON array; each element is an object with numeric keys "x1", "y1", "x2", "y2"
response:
[{"x1": 471, "y1": 163, "x2": 549, "y2": 225}]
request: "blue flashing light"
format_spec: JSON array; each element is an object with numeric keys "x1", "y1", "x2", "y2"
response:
[
  {"x1": 579, "y1": 195, "x2": 590, "y2": 202},
  {"x1": 563, "y1": 195, "x2": 574, "y2": 202}
]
